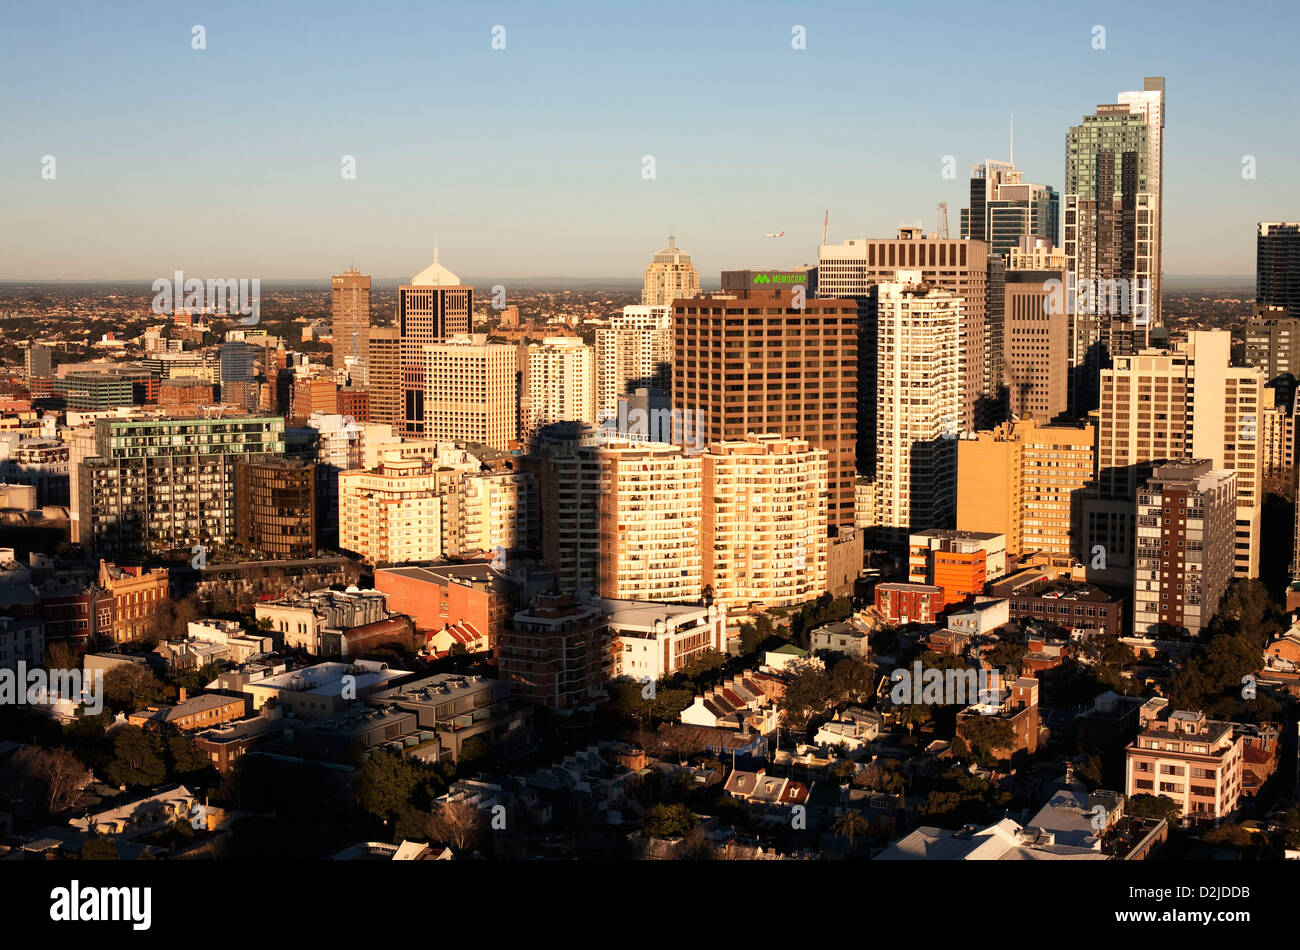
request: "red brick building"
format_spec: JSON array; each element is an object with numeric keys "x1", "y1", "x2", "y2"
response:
[
  {"x1": 337, "y1": 388, "x2": 369, "y2": 422},
  {"x1": 375, "y1": 564, "x2": 515, "y2": 650},
  {"x1": 874, "y1": 582, "x2": 943, "y2": 625}
]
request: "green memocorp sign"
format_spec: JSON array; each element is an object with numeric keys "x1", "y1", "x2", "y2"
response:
[{"x1": 752, "y1": 273, "x2": 808, "y2": 285}]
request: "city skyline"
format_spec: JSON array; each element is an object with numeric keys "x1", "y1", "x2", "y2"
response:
[{"x1": 3, "y1": 0, "x2": 1299, "y2": 280}]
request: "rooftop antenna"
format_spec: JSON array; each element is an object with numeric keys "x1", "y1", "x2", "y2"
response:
[
  {"x1": 822, "y1": 209, "x2": 829, "y2": 247},
  {"x1": 1010, "y1": 113, "x2": 1015, "y2": 166}
]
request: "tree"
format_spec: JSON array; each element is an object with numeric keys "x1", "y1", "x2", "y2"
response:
[
  {"x1": 80, "y1": 838, "x2": 120, "y2": 861},
  {"x1": 779, "y1": 662, "x2": 833, "y2": 732},
  {"x1": 833, "y1": 809, "x2": 871, "y2": 851},
  {"x1": 957, "y1": 716, "x2": 1016, "y2": 759},
  {"x1": 641, "y1": 803, "x2": 697, "y2": 839},
  {"x1": 426, "y1": 800, "x2": 483, "y2": 853},
  {"x1": 102, "y1": 664, "x2": 166, "y2": 714},
  {"x1": 168, "y1": 735, "x2": 216, "y2": 784},
  {"x1": 11, "y1": 745, "x2": 91, "y2": 816},
  {"x1": 105, "y1": 727, "x2": 167, "y2": 788},
  {"x1": 830, "y1": 656, "x2": 875, "y2": 704},
  {"x1": 1126, "y1": 793, "x2": 1181, "y2": 824},
  {"x1": 355, "y1": 749, "x2": 439, "y2": 827}
]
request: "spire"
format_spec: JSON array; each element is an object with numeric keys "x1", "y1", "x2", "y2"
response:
[
  {"x1": 1009, "y1": 113, "x2": 1014, "y2": 167},
  {"x1": 434, "y1": 238, "x2": 440, "y2": 265}
]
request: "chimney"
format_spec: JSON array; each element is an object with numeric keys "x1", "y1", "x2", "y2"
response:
[{"x1": 178, "y1": 687, "x2": 187, "y2": 703}]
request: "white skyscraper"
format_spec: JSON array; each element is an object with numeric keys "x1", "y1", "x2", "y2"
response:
[
  {"x1": 595, "y1": 305, "x2": 673, "y2": 419},
  {"x1": 522, "y1": 337, "x2": 596, "y2": 443},
  {"x1": 875, "y1": 271, "x2": 965, "y2": 548}
]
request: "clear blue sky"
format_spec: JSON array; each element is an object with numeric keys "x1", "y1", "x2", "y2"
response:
[{"x1": 1, "y1": 0, "x2": 1295, "y2": 281}]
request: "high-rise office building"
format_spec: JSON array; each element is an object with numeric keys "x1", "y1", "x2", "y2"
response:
[
  {"x1": 701, "y1": 434, "x2": 829, "y2": 610},
  {"x1": 874, "y1": 272, "x2": 964, "y2": 549},
  {"x1": 1064, "y1": 77, "x2": 1166, "y2": 414},
  {"x1": 410, "y1": 335, "x2": 518, "y2": 451},
  {"x1": 642, "y1": 235, "x2": 700, "y2": 307},
  {"x1": 23, "y1": 343, "x2": 52, "y2": 380},
  {"x1": 1004, "y1": 253, "x2": 1069, "y2": 421},
  {"x1": 961, "y1": 159, "x2": 1060, "y2": 257},
  {"x1": 1256, "y1": 223, "x2": 1300, "y2": 319},
  {"x1": 521, "y1": 337, "x2": 596, "y2": 444},
  {"x1": 78, "y1": 412, "x2": 286, "y2": 556},
  {"x1": 1093, "y1": 331, "x2": 1262, "y2": 580},
  {"x1": 367, "y1": 326, "x2": 402, "y2": 428},
  {"x1": 818, "y1": 228, "x2": 992, "y2": 470},
  {"x1": 331, "y1": 269, "x2": 371, "y2": 383},
  {"x1": 1244, "y1": 308, "x2": 1300, "y2": 383},
  {"x1": 595, "y1": 305, "x2": 673, "y2": 420},
  {"x1": 957, "y1": 419, "x2": 1096, "y2": 560},
  {"x1": 399, "y1": 251, "x2": 473, "y2": 437},
  {"x1": 1134, "y1": 460, "x2": 1236, "y2": 637},
  {"x1": 671, "y1": 287, "x2": 858, "y2": 527}
]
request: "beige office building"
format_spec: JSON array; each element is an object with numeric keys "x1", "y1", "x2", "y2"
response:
[
  {"x1": 642, "y1": 235, "x2": 700, "y2": 307},
  {"x1": 331, "y1": 269, "x2": 371, "y2": 383},
  {"x1": 958, "y1": 419, "x2": 1096, "y2": 561},
  {"x1": 1004, "y1": 265, "x2": 1069, "y2": 422},
  {"x1": 367, "y1": 326, "x2": 402, "y2": 428},
  {"x1": 399, "y1": 252, "x2": 473, "y2": 437},
  {"x1": 702, "y1": 433, "x2": 829, "y2": 610},
  {"x1": 412, "y1": 335, "x2": 518, "y2": 451},
  {"x1": 338, "y1": 457, "x2": 443, "y2": 565},
  {"x1": 1095, "y1": 330, "x2": 1263, "y2": 578}
]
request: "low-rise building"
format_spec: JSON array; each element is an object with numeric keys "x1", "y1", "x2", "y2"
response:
[
  {"x1": 367, "y1": 672, "x2": 533, "y2": 764},
  {"x1": 128, "y1": 688, "x2": 247, "y2": 732},
  {"x1": 596, "y1": 598, "x2": 726, "y2": 681},
  {"x1": 1124, "y1": 708, "x2": 1244, "y2": 824}
]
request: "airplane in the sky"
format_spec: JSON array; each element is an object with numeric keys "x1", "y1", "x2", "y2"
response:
[{"x1": 764, "y1": 231, "x2": 784, "y2": 238}]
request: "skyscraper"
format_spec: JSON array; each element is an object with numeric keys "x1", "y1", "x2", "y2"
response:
[
  {"x1": 399, "y1": 251, "x2": 473, "y2": 438},
  {"x1": 331, "y1": 269, "x2": 371, "y2": 384},
  {"x1": 671, "y1": 287, "x2": 858, "y2": 527},
  {"x1": 538, "y1": 436, "x2": 702, "y2": 602},
  {"x1": 642, "y1": 235, "x2": 700, "y2": 306},
  {"x1": 874, "y1": 272, "x2": 964, "y2": 549},
  {"x1": 595, "y1": 305, "x2": 673, "y2": 420},
  {"x1": 367, "y1": 326, "x2": 402, "y2": 428},
  {"x1": 1092, "y1": 330, "x2": 1262, "y2": 580},
  {"x1": 818, "y1": 228, "x2": 991, "y2": 471},
  {"x1": 1004, "y1": 242, "x2": 1069, "y2": 421},
  {"x1": 411, "y1": 335, "x2": 518, "y2": 451},
  {"x1": 1064, "y1": 77, "x2": 1166, "y2": 414},
  {"x1": 521, "y1": 337, "x2": 596, "y2": 444},
  {"x1": 78, "y1": 412, "x2": 286, "y2": 556},
  {"x1": 1257, "y1": 222, "x2": 1300, "y2": 319},
  {"x1": 957, "y1": 418, "x2": 1096, "y2": 560},
  {"x1": 961, "y1": 159, "x2": 1060, "y2": 257}
]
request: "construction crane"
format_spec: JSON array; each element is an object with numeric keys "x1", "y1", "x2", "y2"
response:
[{"x1": 936, "y1": 202, "x2": 949, "y2": 239}]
